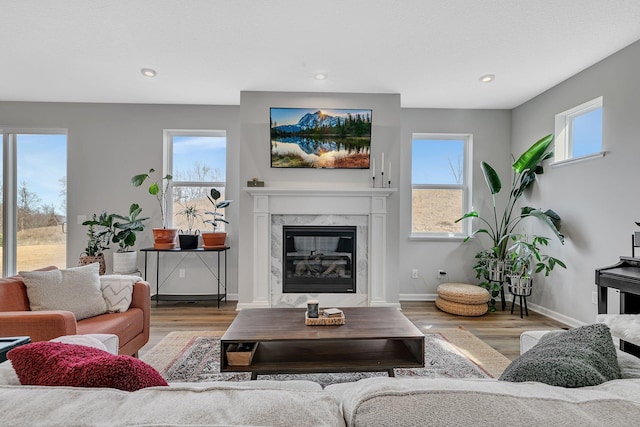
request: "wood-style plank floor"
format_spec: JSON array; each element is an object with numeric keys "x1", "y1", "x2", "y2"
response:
[{"x1": 140, "y1": 300, "x2": 569, "y2": 361}]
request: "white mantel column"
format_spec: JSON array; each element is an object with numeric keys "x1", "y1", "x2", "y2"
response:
[{"x1": 250, "y1": 194, "x2": 271, "y2": 308}]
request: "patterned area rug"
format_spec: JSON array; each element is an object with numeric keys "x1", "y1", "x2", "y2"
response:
[{"x1": 142, "y1": 327, "x2": 511, "y2": 387}]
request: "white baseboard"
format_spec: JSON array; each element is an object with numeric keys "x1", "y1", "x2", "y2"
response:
[
  {"x1": 400, "y1": 293, "x2": 582, "y2": 328},
  {"x1": 400, "y1": 293, "x2": 437, "y2": 301}
]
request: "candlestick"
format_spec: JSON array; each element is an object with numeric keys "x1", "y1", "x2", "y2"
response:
[
  {"x1": 381, "y1": 171, "x2": 384, "y2": 188},
  {"x1": 372, "y1": 176, "x2": 376, "y2": 188},
  {"x1": 388, "y1": 162, "x2": 391, "y2": 186}
]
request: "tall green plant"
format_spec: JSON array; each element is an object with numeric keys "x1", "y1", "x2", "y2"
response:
[
  {"x1": 131, "y1": 168, "x2": 173, "y2": 229},
  {"x1": 456, "y1": 134, "x2": 564, "y2": 260}
]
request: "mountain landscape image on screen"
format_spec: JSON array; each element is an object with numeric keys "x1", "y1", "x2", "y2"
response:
[{"x1": 270, "y1": 108, "x2": 372, "y2": 168}]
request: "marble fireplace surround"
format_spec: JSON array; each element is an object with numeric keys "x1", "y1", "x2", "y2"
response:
[{"x1": 243, "y1": 187, "x2": 397, "y2": 309}]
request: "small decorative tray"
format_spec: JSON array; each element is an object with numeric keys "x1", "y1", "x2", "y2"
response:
[{"x1": 305, "y1": 311, "x2": 346, "y2": 326}]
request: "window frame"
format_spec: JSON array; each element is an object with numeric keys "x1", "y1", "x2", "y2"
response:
[
  {"x1": 163, "y1": 129, "x2": 227, "y2": 229},
  {"x1": 410, "y1": 133, "x2": 473, "y2": 241},
  {"x1": 553, "y1": 96, "x2": 604, "y2": 167}
]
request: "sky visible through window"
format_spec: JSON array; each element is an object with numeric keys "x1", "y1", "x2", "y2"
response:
[
  {"x1": 16, "y1": 134, "x2": 67, "y2": 215},
  {"x1": 572, "y1": 108, "x2": 602, "y2": 158},
  {"x1": 412, "y1": 139, "x2": 464, "y2": 185},
  {"x1": 172, "y1": 135, "x2": 226, "y2": 181}
]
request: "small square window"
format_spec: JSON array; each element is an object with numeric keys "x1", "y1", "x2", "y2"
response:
[{"x1": 554, "y1": 97, "x2": 603, "y2": 164}]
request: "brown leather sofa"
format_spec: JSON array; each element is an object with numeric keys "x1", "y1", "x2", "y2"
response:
[{"x1": 0, "y1": 267, "x2": 150, "y2": 356}]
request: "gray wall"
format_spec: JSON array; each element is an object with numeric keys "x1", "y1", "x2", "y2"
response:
[
  {"x1": 511, "y1": 40, "x2": 640, "y2": 324},
  {"x1": 0, "y1": 102, "x2": 240, "y2": 295},
  {"x1": 398, "y1": 109, "x2": 512, "y2": 298}
]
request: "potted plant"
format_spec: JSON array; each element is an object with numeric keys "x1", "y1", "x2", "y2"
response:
[
  {"x1": 506, "y1": 234, "x2": 566, "y2": 296},
  {"x1": 110, "y1": 203, "x2": 149, "y2": 273},
  {"x1": 80, "y1": 211, "x2": 113, "y2": 275},
  {"x1": 131, "y1": 168, "x2": 177, "y2": 249},
  {"x1": 176, "y1": 203, "x2": 200, "y2": 250},
  {"x1": 455, "y1": 134, "x2": 565, "y2": 311},
  {"x1": 202, "y1": 188, "x2": 232, "y2": 247}
]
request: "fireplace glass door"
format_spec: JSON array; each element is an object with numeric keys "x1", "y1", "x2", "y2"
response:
[{"x1": 283, "y1": 225, "x2": 356, "y2": 293}]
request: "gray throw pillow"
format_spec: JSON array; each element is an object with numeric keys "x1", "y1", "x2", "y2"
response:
[
  {"x1": 20, "y1": 263, "x2": 108, "y2": 321},
  {"x1": 499, "y1": 323, "x2": 621, "y2": 387}
]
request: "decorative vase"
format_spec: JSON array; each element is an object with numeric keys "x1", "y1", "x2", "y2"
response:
[
  {"x1": 112, "y1": 251, "x2": 138, "y2": 274},
  {"x1": 201, "y1": 232, "x2": 227, "y2": 247},
  {"x1": 152, "y1": 228, "x2": 178, "y2": 249},
  {"x1": 178, "y1": 234, "x2": 199, "y2": 250},
  {"x1": 78, "y1": 253, "x2": 106, "y2": 275}
]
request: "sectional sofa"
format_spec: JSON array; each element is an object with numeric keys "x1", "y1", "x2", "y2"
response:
[{"x1": 1, "y1": 330, "x2": 639, "y2": 426}]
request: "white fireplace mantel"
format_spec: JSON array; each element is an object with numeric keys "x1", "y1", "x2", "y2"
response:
[{"x1": 241, "y1": 186, "x2": 397, "y2": 309}]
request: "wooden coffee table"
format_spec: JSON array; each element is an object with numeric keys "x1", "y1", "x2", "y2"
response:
[{"x1": 220, "y1": 307, "x2": 424, "y2": 379}]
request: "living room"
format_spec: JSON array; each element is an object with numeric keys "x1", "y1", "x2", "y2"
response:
[
  {"x1": 2, "y1": 5, "x2": 639, "y2": 329},
  {"x1": 3, "y1": 1, "x2": 640, "y2": 424}
]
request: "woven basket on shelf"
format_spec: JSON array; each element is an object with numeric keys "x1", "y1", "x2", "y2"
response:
[{"x1": 78, "y1": 253, "x2": 106, "y2": 275}]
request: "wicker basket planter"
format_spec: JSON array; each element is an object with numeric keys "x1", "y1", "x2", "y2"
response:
[{"x1": 78, "y1": 253, "x2": 106, "y2": 275}]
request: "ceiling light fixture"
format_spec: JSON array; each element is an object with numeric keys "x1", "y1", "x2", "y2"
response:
[
  {"x1": 479, "y1": 74, "x2": 495, "y2": 83},
  {"x1": 314, "y1": 73, "x2": 327, "y2": 80},
  {"x1": 141, "y1": 68, "x2": 157, "y2": 78}
]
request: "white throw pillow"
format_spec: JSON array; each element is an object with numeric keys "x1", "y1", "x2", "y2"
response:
[
  {"x1": 50, "y1": 335, "x2": 109, "y2": 352},
  {"x1": 20, "y1": 263, "x2": 107, "y2": 321},
  {"x1": 99, "y1": 275, "x2": 141, "y2": 312}
]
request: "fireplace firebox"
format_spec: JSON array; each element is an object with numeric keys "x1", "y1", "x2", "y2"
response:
[{"x1": 283, "y1": 225, "x2": 356, "y2": 293}]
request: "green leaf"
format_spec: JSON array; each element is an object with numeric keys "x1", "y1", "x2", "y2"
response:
[
  {"x1": 210, "y1": 188, "x2": 221, "y2": 200},
  {"x1": 481, "y1": 161, "x2": 501, "y2": 195},
  {"x1": 454, "y1": 211, "x2": 478, "y2": 223},
  {"x1": 512, "y1": 134, "x2": 554, "y2": 174},
  {"x1": 131, "y1": 173, "x2": 148, "y2": 187},
  {"x1": 148, "y1": 182, "x2": 159, "y2": 196}
]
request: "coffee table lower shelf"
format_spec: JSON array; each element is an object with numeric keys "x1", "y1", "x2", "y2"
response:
[{"x1": 221, "y1": 338, "x2": 424, "y2": 379}]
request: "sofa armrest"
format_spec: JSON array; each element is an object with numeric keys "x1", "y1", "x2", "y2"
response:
[
  {"x1": 130, "y1": 280, "x2": 151, "y2": 344},
  {"x1": 0, "y1": 311, "x2": 77, "y2": 342},
  {"x1": 520, "y1": 330, "x2": 552, "y2": 354}
]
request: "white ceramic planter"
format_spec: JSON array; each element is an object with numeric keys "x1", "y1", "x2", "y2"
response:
[{"x1": 112, "y1": 251, "x2": 138, "y2": 274}]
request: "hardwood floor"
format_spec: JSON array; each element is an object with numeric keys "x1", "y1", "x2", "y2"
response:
[{"x1": 140, "y1": 300, "x2": 569, "y2": 361}]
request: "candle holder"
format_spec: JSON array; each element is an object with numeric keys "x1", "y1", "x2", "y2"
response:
[
  {"x1": 380, "y1": 172, "x2": 384, "y2": 188},
  {"x1": 372, "y1": 176, "x2": 376, "y2": 188},
  {"x1": 388, "y1": 179, "x2": 391, "y2": 188}
]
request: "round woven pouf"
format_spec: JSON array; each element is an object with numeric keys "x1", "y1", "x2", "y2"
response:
[{"x1": 436, "y1": 283, "x2": 490, "y2": 317}]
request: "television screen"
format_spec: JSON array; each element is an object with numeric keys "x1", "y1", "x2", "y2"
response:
[{"x1": 270, "y1": 107, "x2": 372, "y2": 169}]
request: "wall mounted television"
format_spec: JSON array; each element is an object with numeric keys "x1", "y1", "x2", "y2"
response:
[{"x1": 270, "y1": 107, "x2": 372, "y2": 169}]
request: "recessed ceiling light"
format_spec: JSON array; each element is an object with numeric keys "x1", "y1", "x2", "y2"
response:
[
  {"x1": 479, "y1": 74, "x2": 495, "y2": 83},
  {"x1": 141, "y1": 68, "x2": 157, "y2": 78},
  {"x1": 314, "y1": 73, "x2": 327, "y2": 80}
]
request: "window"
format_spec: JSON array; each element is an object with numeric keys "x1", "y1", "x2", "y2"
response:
[
  {"x1": 164, "y1": 130, "x2": 227, "y2": 233},
  {"x1": 554, "y1": 96, "x2": 603, "y2": 164},
  {"x1": 1, "y1": 130, "x2": 67, "y2": 276},
  {"x1": 411, "y1": 134, "x2": 472, "y2": 238}
]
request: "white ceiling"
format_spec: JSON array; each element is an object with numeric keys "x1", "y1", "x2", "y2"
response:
[{"x1": 2, "y1": 0, "x2": 640, "y2": 109}]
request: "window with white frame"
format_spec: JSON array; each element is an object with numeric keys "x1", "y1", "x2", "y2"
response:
[
  {"x1": 164, "y1": 130, "x2": 227, "y2": 233},
  {"x1": 554, "y1": 96, "x2": 603, "y2": 164},
  {"x1": 1, "y1": 129, "x2": 67, "y2": 276},
  {"x1": 411, "y1": 134, "x2": 472, "y2": 238}
]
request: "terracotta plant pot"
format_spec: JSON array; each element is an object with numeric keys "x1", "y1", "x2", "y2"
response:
[
  {"x1": 152, "y1": 228, "x2": 178, "y2": 249},
  {"x1": 201, "y1": 232, "x2": 227, "y2": 247}
]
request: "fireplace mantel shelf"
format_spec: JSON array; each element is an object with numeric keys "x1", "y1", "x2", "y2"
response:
[{"x1": 244, "y1": 186, "x2": 396, "y2": 197}]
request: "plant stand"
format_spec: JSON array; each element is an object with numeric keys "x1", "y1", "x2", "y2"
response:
[{"x1": 508, "y1": 276, "x2": 532, "y2": 318}]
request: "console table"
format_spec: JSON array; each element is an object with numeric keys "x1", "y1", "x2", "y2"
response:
[{"x1": 141, "y1": 246, "x2": 229, "y2": 308}]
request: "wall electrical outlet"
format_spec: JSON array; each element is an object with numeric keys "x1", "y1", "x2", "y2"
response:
[
  {"x1": 411, "y1": 269, "x2": 419, "y2": 279},
  {"x1": 179, "y1": 268, "x2": 186, "y2": 278},
  {"x1": 437, "y1": 270, "x2": 447, "y2": 280}
]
